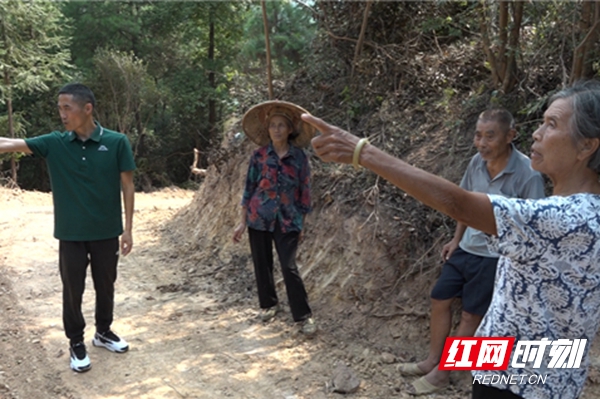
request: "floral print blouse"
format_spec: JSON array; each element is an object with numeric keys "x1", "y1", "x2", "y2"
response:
[{"x1": 241, "y1": 143, "x2": 311, "y2": 233}]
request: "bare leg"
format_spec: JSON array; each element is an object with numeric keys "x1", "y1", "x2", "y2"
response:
[
  {"x1": 415, "y1": 297, "x2": 454, "y2": 374},
  {"x1": 422, "y1": 310, "x2": 483, "y2": 387}
]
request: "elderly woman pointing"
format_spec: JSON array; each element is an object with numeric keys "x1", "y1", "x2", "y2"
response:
[{"x1": 303, "y1": 80, "x2": 600, "y2": 399}]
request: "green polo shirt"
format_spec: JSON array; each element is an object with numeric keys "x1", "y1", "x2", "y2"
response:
[{"x1": 25, "y1": 123, "x2": 136, "y2": 241}]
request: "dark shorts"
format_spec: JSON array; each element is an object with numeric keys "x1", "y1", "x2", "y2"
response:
[
  {"x1": 472, "y1": 381, "x2": 524, "y2": 399},
  {"x1": 430, "y1": 247, "x2": 498, "y2": 316}
]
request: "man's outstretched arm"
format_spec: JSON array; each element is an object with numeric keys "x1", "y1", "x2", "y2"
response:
[{"x1": 0, "y1": 138, "x2": 32, "y2": 154}]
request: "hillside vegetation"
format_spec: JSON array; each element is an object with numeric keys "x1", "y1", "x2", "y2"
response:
[
  {"x1": 165, "y1": 2, "x2": 600, "y2": 396},
  {"x1": 1, "y1": 2, "x2": 600, "y2": 397}
]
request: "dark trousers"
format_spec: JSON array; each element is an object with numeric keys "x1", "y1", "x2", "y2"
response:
[
  {"x1": 59, "y1": 238, "x2": 119, "y2": 344},
  {"x1": 248, "y1": 224, "x2": 311, "y2": 322},
  {"x1": 472, "y1": 382, "x2": 524, "y2": 399}
]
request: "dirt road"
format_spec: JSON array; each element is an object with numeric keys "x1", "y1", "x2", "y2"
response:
[
  {"x1": 3, "y1": 187, "x2": 439, "y2": 399},
  {"x1": 2, "y1": 187, "x2": 600, "y2": 399},
  {"x1": 0, "y1": 188, "x2": 342, "y2": 399}
]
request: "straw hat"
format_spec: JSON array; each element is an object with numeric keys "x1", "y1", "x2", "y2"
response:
[{"x1": 242, "y1": 100, "x2": 316, "y2": 148}]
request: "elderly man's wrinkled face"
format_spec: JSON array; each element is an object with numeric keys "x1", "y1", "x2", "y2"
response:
[
  {"x1": 473, "y1": 119, "x2": 514, "y2": 163},
  {"x1": 531, "y1": 98, "x2": 577, "y2": 177}
]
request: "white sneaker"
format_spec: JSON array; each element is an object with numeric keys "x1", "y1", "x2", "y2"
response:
[
  {"x1": 70, "y1": 342, "x2": 91, "y2": 372},
  {"x1": 92, "y1": 330, "x2": 129, "y2": 353}
]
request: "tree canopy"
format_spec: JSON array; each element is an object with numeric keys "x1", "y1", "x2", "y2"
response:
[
  {"x1": 1, "y1": 0, "x2": 598, "y2": 190},
  {"x1": 0, "y1": 0, "x2": 71, "y2": 184}
]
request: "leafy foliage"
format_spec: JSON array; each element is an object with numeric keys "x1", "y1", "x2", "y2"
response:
[
  {"x1": 239, "y1": 0, "x2": 316, "y2": 76},
  {"x1": 59, "y1": 1, "x2": 247, "y2": 190},
  {"x1": 1, "y1": 0, "x2": 599, "y2": 191},
  {"x1": 0, "y1": 0, "x2": 71, "y2": 184},
  {"x1": 0, "y1": 1, "x2": 71, "y2": 99}
]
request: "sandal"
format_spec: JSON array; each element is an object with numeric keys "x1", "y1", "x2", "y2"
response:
[
  {"x1": 407, "y1": 376, "x2": 447, "y2": 396},
  {"x1": 397, "y1": 362, "x2": 427, "y2": 376}
]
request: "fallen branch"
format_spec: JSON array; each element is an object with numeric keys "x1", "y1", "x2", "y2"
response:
[
  {"x1": 372, "y1": 310, "x2": 427, "y2": 319},
  {"x1": 190, "y1": 148, "x2": 207, "y2": 177}
]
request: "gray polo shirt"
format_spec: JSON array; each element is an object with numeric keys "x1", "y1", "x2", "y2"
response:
[{"x1": 459, "y1": 144, "x2": 545, "y2": 257}]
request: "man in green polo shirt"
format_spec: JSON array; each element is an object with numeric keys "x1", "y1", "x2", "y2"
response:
[{"x1": 0, "y1": 83, "x2": 135, "y2": 373}]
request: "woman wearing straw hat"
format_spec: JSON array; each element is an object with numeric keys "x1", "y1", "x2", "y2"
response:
[{"x1": 233, "y1": 100, "x2": 317, "y2": 336}]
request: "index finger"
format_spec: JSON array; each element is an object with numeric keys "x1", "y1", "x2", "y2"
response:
[{"x1": 301, "y1": 113, "x2": 334, "y2": 135}]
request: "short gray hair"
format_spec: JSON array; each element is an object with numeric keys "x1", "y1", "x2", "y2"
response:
[
  {"x1": 478, "y1": 108, "x2": 515, "y2": 134},
  {"x1": 549, "y1": 80, "x2": 600, "y2": 173}
]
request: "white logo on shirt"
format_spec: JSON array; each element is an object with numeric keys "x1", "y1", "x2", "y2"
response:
[{"x1": 98, "y1": 145, "x2": 108, "y2": 151}]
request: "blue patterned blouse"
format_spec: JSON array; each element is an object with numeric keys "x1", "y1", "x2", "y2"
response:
[{"x1": 474, "y1": 194, "x2": 600, "y2": 399}]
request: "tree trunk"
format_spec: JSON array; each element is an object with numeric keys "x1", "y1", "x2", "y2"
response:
[
  {"x1": 479, "y1": 1, "x2": 500, "y2": 87},
  {"x1": 351, "y1": 0, "x2": 373, "y2": 79},
  {"x1": 208, "y1": 5, "x2": 217, "y2": 140},
  {"x1": 480, "y1": 0, "x2": 523, "y2": 93},
  {"x1": 3, "y1": 71, "x2": 17, "y2": 185},
  {"x1": 570, "y1": 1, "x2": 600, "y2": 84},
  {"x1": 581, "y1": 0, "x2": 600, "y2": 79},
  {"x1": 501, "y1": 1, "x2": 524, "y2": 93},
  {"x1": 497, "y1": 1, "x2": 509, "y2": 80},
  {"x1": 583, "y1": 2, "x2": 600, "y2": 78},
  {"x1": 261, "y1": 0, "x2": 274, "y2": 100},
  {"x1": 134, "y1": 110, "x2": 144, "y2": 158}
]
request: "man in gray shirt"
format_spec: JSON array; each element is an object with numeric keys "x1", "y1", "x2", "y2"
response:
[{"x1": 398, "y1": 108, "x2": 545, "y2": 395}]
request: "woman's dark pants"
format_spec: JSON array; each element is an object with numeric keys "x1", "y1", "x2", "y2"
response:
[{"x1": 248, "y1": 224, "x2": 311, "y2": 322}]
